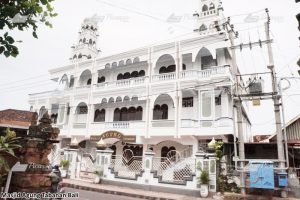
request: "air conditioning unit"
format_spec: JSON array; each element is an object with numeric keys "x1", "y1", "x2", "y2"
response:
[{"x1": 248, "y1": 78, "x2": 264, "y2": 94}]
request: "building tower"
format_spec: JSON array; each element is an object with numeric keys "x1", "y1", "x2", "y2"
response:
[
  {"x1": 193, "y1": 0, "x2": 225, "y2": 35},
  {"x1": 70, "y1": 17, "x2": 100, "y2": 62}
]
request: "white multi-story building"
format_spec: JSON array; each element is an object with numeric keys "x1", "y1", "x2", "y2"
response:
[{"x1": 29, "y1": 0, "x2": 251, "y2": 193}]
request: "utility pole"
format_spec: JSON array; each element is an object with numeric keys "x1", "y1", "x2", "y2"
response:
[
  {"x1": 225, "y1": 19, "x2": 246, "y2": 195},
  {"x1": 265, "y1": 9, "x2": 287, "y2": 198}
]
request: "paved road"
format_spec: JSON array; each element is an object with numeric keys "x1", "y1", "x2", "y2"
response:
[{"x1": 63, "y1": 187, "x2": 144, "y2": 200}]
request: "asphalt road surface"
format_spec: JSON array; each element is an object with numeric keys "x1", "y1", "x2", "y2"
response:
[{"x1": 62, "y1": 187, "x2": 144, "y2": 200}]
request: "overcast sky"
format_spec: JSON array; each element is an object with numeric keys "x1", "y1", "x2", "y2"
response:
[{"x1": 0, "y1": 0, "x2": 300, "y2": 135}]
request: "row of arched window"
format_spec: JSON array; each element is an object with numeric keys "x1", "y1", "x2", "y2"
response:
[
  {"x1": 82, "y1": 25, "x2": 97, "y2": 31},
  {"x1": 117, "y1": 70, "x2": 145, "y2": 80},
  {"x1": 202, "y1": 3, "x2": 215, "y2": 12},
  {"x1": 94, "y1": 107, "x2": 144, "y2": 122},
  {"x1": 73, "y1": 54, "x2": 92, "y2": 60},
  {"x1": 79, "y1": 38, "x2": 96, "y2": 46},
  {"x1": 113, "y1": 107, "x2": 143, "y2": 121},
  {"x1": 105, "y1": 57, "x2": 140, "y2": 69},
  {"x1": 158, "y1": 64, "x2": 187, "y2": 74}
]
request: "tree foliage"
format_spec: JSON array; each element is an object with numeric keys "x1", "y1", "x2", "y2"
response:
[
  {"x1": 0, "y1": 0, "x2": 57, "y2": 57},
  {"x1": 0, "y1": 128, "x2": 21, "y2": 187},
  {"x1": 0, "y1": 128, "x2": 21, "y2": 155}
]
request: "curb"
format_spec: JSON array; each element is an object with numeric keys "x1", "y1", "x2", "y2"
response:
[{"x1": 61, "y1": 182, "x2": 177, "y2": 200}]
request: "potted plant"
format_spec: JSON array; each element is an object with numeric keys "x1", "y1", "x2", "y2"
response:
[
  {"x1": 60, "y1": 160, "x2": 70, "y2": 178},
  {"x1": 93, "y1": 167, "x2": 103, "y2": 184},
  {"x1": 198, "y1": 170, "x2": 210, "y2": 198}
]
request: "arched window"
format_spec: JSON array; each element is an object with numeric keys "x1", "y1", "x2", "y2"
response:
[
  {"x1": 87, "y1": 78, "x2": 92, "y2": 85},
  {"x1": 117, "y1": 74, "x2": 123, "y2": 80},
  {"x1": 94, "y1": 109, "x2": 100, "y2": 122},
  {"x1": 114, "y1": 108, "x2": 120, "y2": 121},
  {"x1": 200, "y1": 24, "x2": 207, "y2": 32},
  {"x1": 109, "y1": 97, "x2": 114, "y2": 103},
  {"x1": 98, "y1": 76, "x2": 105, "y2": 83},
  {"x1": 209, "y1": 3, "x2": 215, "y2": 10},
  {"x1": 131, "y1": 96, "x2": 138, "y2": 101},
  {"x1": 77, "y1": 103, "x2": 88, "y2": 114},
  {"x1": 119, "y1": 60, "x2": 124, "y2": 66},
  {"x1": 167, "y1": 65, "x2": 176, "y2": 73},
  {"x1": 79, "y1": 39, "x2": 82, "y2": 44},
  {"x1": 138, "y1": 70, "x2": 145, "y2": 77},
  {"x1": 120, "y1": 107, "x2": 128, "y2": 121},
  {"x1": 153, "y1": 105, "x2": 161, "y2": 120},
  {"x1": 202, "y1": 5, "x2": 208, "y2": 12},
  {"x1": 50, "y1": 113, "x2": 58, "y2": 124},
  {"x1": 159, "y1": 66, "x2": 167, "y2": 74},
  {"x1": 123, "y1": 72, "x2": 131, "y2": 79},
  {"x1": 112, "y1": 62, "x2": 118, "y2": 68},
  {"x1": 161, "y1": 104, "x2": 168, "y2": 119},
  {"x1": 83, "y1": 38, "x2": 86, "y2": 43},
  {"x1": 133, "y1": 57, "x2": 140, "y2": 63},
  {"x1": 136, "y1": 106, "x2": 143, "y2": 120},
  {"x1": 78, "y1": 54, "x2": 82, "y2": 59},
  {"x1": 131, "y1": 71, "x2": 138, "y2": 78},
  {"x1": 73, "y1": 55, "x2": 77, "y2": 59},
  {"x1": 94, "y1": 109, "x2": 105, "y2": 122},
  {"x1": 93, "y1": 41, "x2": 96, "y2": 47},
  {"x1": 128, "y1": 107, "x2": 136, "y2": 121},
  {"x1": 123, "y1": 96, "x2": 130, "y2": 102},
  {"x1": 105, "y1": 63, "x2": 110, "y2": 69},
  {"x1": 116, "y1": 96, "x2": 122, "y2": 103},
  {"x1": 89, "y1": 39, "x2": 92, "y2": 45},
  {"x1": 126, "y1": 59, "x2": 132, "y2": 65}
]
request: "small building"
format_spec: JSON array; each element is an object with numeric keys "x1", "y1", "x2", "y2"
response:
[
  {"x1": 269, "y1": 114, "x2": 300, "y2": 174},
  {"x1": 0, "y1": 109, "x2": 38, "y2": 137}
]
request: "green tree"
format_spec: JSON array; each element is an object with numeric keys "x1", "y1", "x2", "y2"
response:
[
  {"x1": 0, "y1": 128, "x2": 21, "y2": 155},
  {"x1": 0, "y1": 128, "x2": 21, "y2": 187},
  {"x1": 0, "y1": 0, "x2": 57, "y2": 58}
]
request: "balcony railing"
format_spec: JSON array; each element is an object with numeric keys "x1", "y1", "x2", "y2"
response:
[
  {"x1": 181, "y1": 65, "x2": 230, "y2": 79},
  {"x1": 104, "y1": 121, "x2": 146, "y2": 129},
  {"x1": 152, "y1": 120, "x2": 175, "y2": 127},
  {"x1": 181, "y1": 117, "x2": 233, "y2": 128},
  {"x1": 152, "y1": 65, "x2": 230, "y2": 83},
  {"x1": 96, "y1": 76, "x2": 147, "y2": 90},
  {"x1": 152, "y1": 72, "x2": 176, "y2": 82}
]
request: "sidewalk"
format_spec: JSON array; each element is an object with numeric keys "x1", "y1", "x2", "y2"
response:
[{"x1": 61, "y1": 179, "x2": 212, "y2": 200}]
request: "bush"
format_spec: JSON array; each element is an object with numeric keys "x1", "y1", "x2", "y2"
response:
[
  {"x1": 198, "y1": 170, "x2": 210, "y2": 185},
  {"x1": 60, "y1": 160, "x2": 70, "y2": 169}
]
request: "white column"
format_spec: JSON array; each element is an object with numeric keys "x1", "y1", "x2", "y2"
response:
[
  {"x1": 146, "y1": 97, "x2": 152, "y2": 138},
  {"x1": 64, "y1": 148, "x2": 79, "y2": 179},
  {"x1": 175, "y1": 90, "x2": 182, "y2": 138},
  {"x1": 67, "y1": 107, "x2": 75, "y2": 137},
  {"x1": 221, "y1": 92, "x2": 229, "y2": 118},
  {"x1": 143, "y1": 150, "x2": 155, "y2": 184}
]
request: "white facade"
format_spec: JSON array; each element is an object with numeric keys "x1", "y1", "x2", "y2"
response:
[{"x1": 30, "y1": 0, "x2": 251, "y2": 192}]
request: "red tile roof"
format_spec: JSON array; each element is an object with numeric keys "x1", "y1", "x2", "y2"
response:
[{"x1": 0, "y1": 109, "x2": 38, "y2": 128}]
